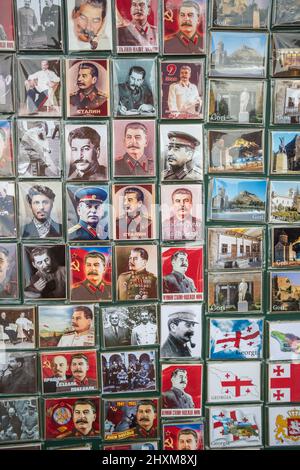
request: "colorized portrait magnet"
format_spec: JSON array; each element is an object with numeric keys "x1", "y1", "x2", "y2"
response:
[
  {"x1": 38, "y1": 304, "x2": 96, "y2": 348},
  {"x1": 161, "y1": 246, "x2": 203, "y2": 302},
  {"x1": 160, "y1": 59, "x2": 204, "y2": 120},
  {"x1": 66, "y1": 59, "x2": 110, "y2": 118},
  {"x1": 113, "y1": 120, "x2": 156, "y2": 178},
  {"x1": 67, "y1": 0, "x2": 112, "y2": 51},
  {"x1": 161, "y1": 184, "x2": 203, "y2": 242},
  {"x1": 45, "y1": 396, "x2": 100, "y2": 440},
  {"x1": 161, "y1": 363, "x2": 202, "y2": 417},
  {"x1": 163, "y1": 0, "x2": 206, "y2": 55},
  {"x1": 104, "y1": 398, "x2": 159, "y2": 441},
  {"x1": 113, "y1": 184, "x2": 156, "y2": 241},
  {"x1": 41, "y1": 349, "x2": 98, "y2": 395},
  {"x1": 115, "y1": 244, "x2": 158, "y2": 302},
  {"x1": 0, "y1": 0, "x2": 15, "y2": 50},
  {"x1": 67, "y1": 184, "x2": 110, "y2": 241},
  {"x1": 163, "y1": 421, "x2": 204, "y2": 451},
  {"x1": 116, "y1": 0, "x2": 159, "y2": 53},
  {"x1": 69, "y1": 246, "x2": 112, "y2": 302}
]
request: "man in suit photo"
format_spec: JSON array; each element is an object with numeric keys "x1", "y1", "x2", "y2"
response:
[{"x1": 104, "y1": 310, "x2": 131, "y2": 348}]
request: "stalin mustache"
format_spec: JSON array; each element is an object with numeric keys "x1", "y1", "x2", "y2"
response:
[
  {"x1": 74, "y1": 158, "x2": 90, "y2": 164},
  {"x1": 87, "y1": 271, "x2": 99, "y2": 276},
  {"x1": 76, "y1": 418, "x2": 88, "y2": 424}
]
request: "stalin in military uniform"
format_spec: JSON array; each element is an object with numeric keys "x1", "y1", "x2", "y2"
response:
[
  {"x1": 161, "y1": 311, "x2": 198, "y2": 358},
  {"x1": 162, "y1": 131, "x2": 201, "y2": 181},
  {"x1": 162, "y1": 368, "x2": 195, "y2": 410},
  {"x1": 114, "y1": 122, "x2": 155, "y2": 177},
  {"x1": 117, "y1": 247, "x2": 157, "y2": 301},
  {"x1": 164, "y1": 1, "x2": 204, "y2": 54},
  {"x1": 57, "y1": 399, "x2": 100, "y2": 439},
  {"x1": 70, "y1": 62, "x2": 107, "y2": 116},
  {"x1": 71, "y1": 250, "x2": 111, "y2": 302},
  {"x1": 68, "y1": 187, "x2": 109, "y2": 241},
  {"x1": 115, "y1": 186, "x2": 152, "y2": 240},
  {"x1": 163, "y1": 250, "x2": 196, "y2": 294},
  {"x1": 117, "y1": 0, "x2": 158, "y2": 50}
]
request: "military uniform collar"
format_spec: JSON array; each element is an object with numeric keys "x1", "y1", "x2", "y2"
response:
[
  {"x1": 133, "y1": 21, "x2": 150, "y2": 35},
  {"x1": 71, "y1": 376, "x2": 89, "y2": 386},
  {"x1": 130, "y1": 268, "x2": 148, "y2": 275},
  {"x1": 84, "y1": 279, "x2": 106, "y2": 293},
  {"x1": 172, "y1": 270, "x2": 187, "y2": 281},
  {"x1": 126, "y1": 211, "x2": 141, "y2": 222},
  {"x1": 124, "y1": 153, "x2": 149, "y2": 172},
  {"x1": 177, "y1": 31, "x2": 199, "y2": 46},
  {"x1": 165, "y1": 160, "x2": 194, "y2": 179},
  {"x1": 79, "y1": 219, "x2": 97, "y2": 238},
  {"x1": 171, "y1": 386, "x2": 187, "y2": 396},
  {"x1": 78, "y1": 86, "x2": 99, "y2": 102}
]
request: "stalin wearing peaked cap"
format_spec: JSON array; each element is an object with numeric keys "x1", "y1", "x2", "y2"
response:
[
  {"x1": 161, "y1": 310, "x2": 199, "y2": 358},
  {"x1": 164, "y1": 1, "x2": 204, "y2": 54},
  {"x1": 162, "y1": 131, "x2": 201, "y2": 181},
  {"x1": 68, "y1": 187, "x2": 109, "y2": 241}
]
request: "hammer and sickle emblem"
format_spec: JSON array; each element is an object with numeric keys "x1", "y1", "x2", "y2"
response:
[
  {"x1": 43, "y1": 359, "x2": 52, "y2": 370},
  {"x1": 164, "y1": 9, "x2": 174, "y2": 22},
  {"x1": 71, "y1": 259, "x2": 80, "y2": 272}
]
